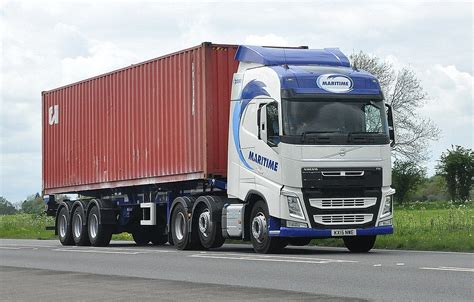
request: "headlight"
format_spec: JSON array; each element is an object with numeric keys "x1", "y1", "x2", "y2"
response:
[
  {"x1": 382, "y1": 195, "x2": 393, "y2": 217},
  {"x1": 285, "y1": 195, "x2": 305, "y2": 220}
]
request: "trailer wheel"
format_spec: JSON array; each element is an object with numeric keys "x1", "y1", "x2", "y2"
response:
[
  {"x1": 72, "y1": 207, "x2": 90, "y2": 246},
  {"x1": 195, "y1": 203, "x2": 225, "y2": 249},
  {"x1": 57, "y1": 207, "x2": 74, "y2": 246},
  {"x1": 87, "y1": 206, "x2": 112, "y2": 247},
  {"x1": 171, "y1": 203, "x2": 193, "y2": 250},
  {"x1": 343, "y1": 236, "x2": 376, "y2": 253},
  {"x1": 288, "y1": 238, "x2": 312, "y2": 246},
  {"x1": 132, "y1": 231, "x2": 150, "y2": 246},
  {"x1": 250, "y1": 200, "x2": 286, "y2": 254}
]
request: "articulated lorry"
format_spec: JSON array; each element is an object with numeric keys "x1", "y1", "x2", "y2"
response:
[{"x1": 43, "y1": 42, "x2": 395, "y2": 253}]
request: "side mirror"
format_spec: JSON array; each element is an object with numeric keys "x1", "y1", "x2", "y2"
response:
[
  {"x1": 259, "y1": 104, "x2": 268, "y2": 143},
  {"x1": 385, "y1": 103, "x2": 395, "y2": 147}
]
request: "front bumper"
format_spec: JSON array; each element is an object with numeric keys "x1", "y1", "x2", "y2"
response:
[{"x1": 269, "y1": 225, "x2": 393, "y2": 238}]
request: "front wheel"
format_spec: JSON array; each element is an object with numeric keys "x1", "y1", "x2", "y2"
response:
[
  {"x1": 343, "y1": 236, "x2": 376, "y2": 253},
  {"x1": 250, "y1": 200, "x2": 287, "y2": 254}
]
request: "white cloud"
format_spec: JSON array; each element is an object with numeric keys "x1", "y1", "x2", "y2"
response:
[
  {"x1": 60, "y1": 42, "x2": 139, "y2": 85},
  {"x1": 419, "y1": 64, "x2": 473, "y2": 172},
  {"x1": 0, "y1": 0, "x2": 472, "y2": 202},
  {"x1": 244, "y1": 34, "x2": 288, "y2": 46}
]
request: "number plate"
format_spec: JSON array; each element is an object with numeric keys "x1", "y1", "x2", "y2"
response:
[{"x1": 331, "y1": 229, "x2": 356, "y2": 236}]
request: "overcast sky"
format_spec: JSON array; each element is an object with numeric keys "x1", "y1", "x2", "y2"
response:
[{"x1": 1, "y1": 0, "x2": 473, "y2": 203}]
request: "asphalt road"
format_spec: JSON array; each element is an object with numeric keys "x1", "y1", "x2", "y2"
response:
[{"x1": 0, "y1": 239, "x2": 472, "y2": 301}]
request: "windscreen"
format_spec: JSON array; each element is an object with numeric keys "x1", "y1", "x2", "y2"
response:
[{"x1": 282, "y1": 98, "x2": 389, "y2": 144}]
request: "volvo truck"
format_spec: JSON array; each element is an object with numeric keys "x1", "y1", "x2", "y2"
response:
[{"x1": 43, "y1": 43, "x2": 395, "y2": 253}]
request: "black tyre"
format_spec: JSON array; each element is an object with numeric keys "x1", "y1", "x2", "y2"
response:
[
  {"x1": 250, "y1": 200, "x2": 286, "y2": 254},
  {"x1": 343, "y1": 236, "x2": 376, "y2": 253},
  {"x1": 87, "y1": 206, "x2": 112, "y2": 247},
  {"x1": 287, "y1": 238, "x2": 312, "y2": 246},
  {"x1": 72, "y1": 206, "x2": 90, "y2": 246},
  {"x1": 132, "y1": 231, "x2": 151, "y2": 246},
  {"x1": 57, "y1": 207, "x2": 74, "y2": 246},
  {"x1": 171, "y1": 203, "x2": 193, "y2": 250},
  {"x1": 195, "y1": 202, "x2": 225, "y2": 249}
]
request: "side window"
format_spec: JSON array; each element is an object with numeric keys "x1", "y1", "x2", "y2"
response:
[
  {"x1": 266, "y1": 102, "x2": 280, "y2": 146},
  {"x1": 364, "y1": 104, "x2": 382, "y2": 133}
]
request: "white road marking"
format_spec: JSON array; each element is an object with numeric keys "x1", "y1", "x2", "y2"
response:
[
  {"x1": 53, "y1": 248, "x2": 147, "y2": 255},
  {"x1": 190, "y1": 253, "x2": 357, "y2": 264},
  {"x1": 0, "y1": 244, "x2": 58, "y2": 248},
  {"x1": 0, "y1": 246, "x2": 38, "y2": 250},
  {"x1": 396, "y1": 263, "x2": 405, "y2": 266},
  {"x1": 373, "y1": 264, "x2": 382, "y2": 267},
  {"x1": 198, "y1": 252, "x2": 358, "y2": 263},
  {"x1": 420, "y1": 266, "x2": 474, "y2": 273}
]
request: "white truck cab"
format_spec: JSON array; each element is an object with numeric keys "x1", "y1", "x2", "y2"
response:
[{"x1": 227, "y1": 45, "x2": 395, "y2": 253}]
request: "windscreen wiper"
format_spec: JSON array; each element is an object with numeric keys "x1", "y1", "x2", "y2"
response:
[
  {"x1": 301, "y1": 131, "x2": 342, "y2": 143},
  {"x1": 347, "y1": 131, "x2": 383, "y2": 142}
]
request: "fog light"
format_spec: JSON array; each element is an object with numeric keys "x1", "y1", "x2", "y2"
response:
[
  {"x1": 379, "y1": 219, "x2": 392, "y2": 226},
  {"x1": 287, "y1": 221, "x2": 308, "y2": 228}
]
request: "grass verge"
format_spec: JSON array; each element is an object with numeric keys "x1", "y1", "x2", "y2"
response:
[{"x1": 1, "y1": 201, "x2": 472, "y2": 252}]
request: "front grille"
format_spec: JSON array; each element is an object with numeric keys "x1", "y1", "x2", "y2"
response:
[
  {"x1": 314, "y1": 214, "x2": 373, "y2": 225},
  {"x1": 309, "y1": 197, "x2": 377, "y2": 209}
]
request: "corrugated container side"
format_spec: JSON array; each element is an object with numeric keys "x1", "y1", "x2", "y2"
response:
[{"x1": 42, "y1": 43, "x2": 238, "y2": 194}]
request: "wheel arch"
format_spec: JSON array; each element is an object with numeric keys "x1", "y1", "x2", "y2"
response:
[
  {"x1": 191, "y1": 195, "x2": 224, "y2": 227},
  {"x1": 86, "y1": 198, "x2": 117, "y2": 225},
  {"x1": 71, "y1": 200, "x2": 89, "y2": 226},
  {"x1": 243, "y1": 190, "x2": 268, "y2": 240}
]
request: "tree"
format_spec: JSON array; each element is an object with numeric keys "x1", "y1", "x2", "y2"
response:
[
  {"x1": 21, "y1": 193, "x2": 44, "y2": 215},
  {"x1": 392, "y1": 160, "x2": 425, "y2": 203},
  {"x1": 350, "y1": 52, "x2": 440, "y2": 163},
  {"x1": 411, "y1": 175, "x2": 448, "y2": 202},
  {"x1": 437, "y1": 145, "x2": 474, "y2": 202},
  {"x1": 0, "y1": 196, "x2": 17, "y2": 215}
]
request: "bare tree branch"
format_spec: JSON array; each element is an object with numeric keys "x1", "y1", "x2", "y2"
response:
[{"x1": 350, "y1": 52, "x2": 441, "y2": 163}]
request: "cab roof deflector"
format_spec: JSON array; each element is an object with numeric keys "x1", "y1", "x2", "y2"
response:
[{"x1": 235, "y1": 45, "x2": 351, "y2": 67}]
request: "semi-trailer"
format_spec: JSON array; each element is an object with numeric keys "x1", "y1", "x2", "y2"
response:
[{"x1": 43, "y1": 42, "x2": 395, "y2": 253}]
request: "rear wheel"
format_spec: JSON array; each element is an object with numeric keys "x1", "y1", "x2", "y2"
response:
[
  {"x1": 250, "y1": 200, "x2": 286, "y2": 254},
  {"x1": 72, "y1": 206, "x2": 90, "y2": 246},
  {"x1": 195, "y1": 202, "x2": 225, "y2": 249},
  {"x1": 171, "y1": 203, "x2": 193, "y2": 250},
  {"x1": 87, "y1": 206, "x2": 112, "y2": 247},
  {"x1": 343, "y1": 236, "x2": 376, "y2": 253},
  {"x1": 57, "y1": 207, "x2": 74, "y2": 246}
]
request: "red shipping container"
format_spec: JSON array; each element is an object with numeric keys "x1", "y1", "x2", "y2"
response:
[{"x1": 42, "y1": 43, "x2": 239, "y2": 195}]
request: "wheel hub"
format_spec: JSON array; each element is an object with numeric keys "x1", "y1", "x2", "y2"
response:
[
  {"x1": 198, "y1": 209, "x2": 211, "y2": 238},
  {"x1": 89, "y1": 214, "x2": 98, "y2": 239},
  {"x1": 59, "y1": 214, "x2": 67, "y2": 238},
  {"x1": 251, "y1": 212, "x2": 267, "y2": 243},
  {"x1": 174, "y1": 212, "x2": 186, "y2": 241},
  {"x1": 73, "y1": 213, "x2": 82, "y2": 238}
]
